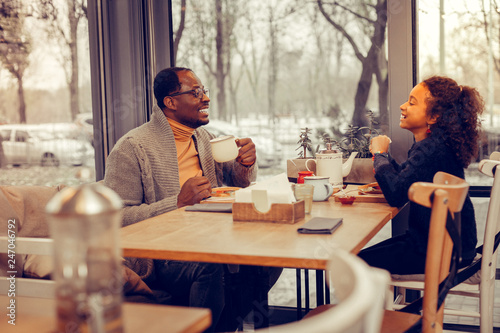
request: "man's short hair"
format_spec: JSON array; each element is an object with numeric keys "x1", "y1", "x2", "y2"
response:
[{"x1": 153, "y1": 67, "x2": 192, "y2": 109}]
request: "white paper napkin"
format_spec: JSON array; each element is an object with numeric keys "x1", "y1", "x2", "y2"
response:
[{"x1": 234, "y1": 173, "x2": 295, "y2": 212}]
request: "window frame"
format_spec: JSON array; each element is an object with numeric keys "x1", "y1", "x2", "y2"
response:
[{"x1": 87, "y1": 0, "x2": 174, "y2": 180}]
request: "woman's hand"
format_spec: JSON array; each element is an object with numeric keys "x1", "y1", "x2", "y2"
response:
[{"x1": 370, "y1": 135, "x2": 392, "y2": 155}]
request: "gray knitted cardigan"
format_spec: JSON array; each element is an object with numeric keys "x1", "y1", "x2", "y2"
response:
[{"x1": 104, "y1": 105, "x2": 257, "y2": 279}]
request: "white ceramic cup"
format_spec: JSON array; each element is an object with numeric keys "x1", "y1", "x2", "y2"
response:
[
  {"x1": 303, "y1": 176, "x2": 334, "y2": 201},
  {"x1": 210, "y1": 135, "x2": 239, "y2": 163}
]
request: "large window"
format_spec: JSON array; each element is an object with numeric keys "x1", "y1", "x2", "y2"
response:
[
  {"x1": 419, "y1": 0, "x2": 499, "y2": 186},
  {"x1": 3, "y1": 2, "x2": 493, "y2": 186},
  {"x1": 0, "y1": 0, "x2": 94, "y2": 186},
  {"x1": 171, "y1": 0, "x2": 390, "y2": 175}
]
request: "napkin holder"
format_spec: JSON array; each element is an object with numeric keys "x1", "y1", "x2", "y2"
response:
[{"x1": 232, "y1": 200, "x2": 305, "y2": 224}]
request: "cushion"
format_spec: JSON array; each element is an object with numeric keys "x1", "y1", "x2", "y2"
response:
[
  {"x1": 0, "y1": 184, "x2": 66, "y2": 237},
  {"x1": 0, "y1": 185, "x2": 63, "y2": 278},
  {"x1": 0, "y1": 184, "x2": 158, "y2": 301}
]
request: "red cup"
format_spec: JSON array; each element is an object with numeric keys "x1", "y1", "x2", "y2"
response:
[{"x1": 297, "y1": 171, "x2": 315, "y2": 184}]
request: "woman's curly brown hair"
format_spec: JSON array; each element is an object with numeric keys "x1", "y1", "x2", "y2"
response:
[{"x1": 423, "y1": 76, "x2": 484, "y2": 168}]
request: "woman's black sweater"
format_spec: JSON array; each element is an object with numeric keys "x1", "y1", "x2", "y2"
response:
[{"x1": 373, "y1": 135, "x2": 477, "y2": 262}]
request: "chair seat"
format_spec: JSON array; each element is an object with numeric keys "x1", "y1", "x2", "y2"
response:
[
  {"x1": 306, "y1": 305, "x2": 421, "y2": 333},
  {"x1": 380, "y1": 310, "x2": 420, "y2": 333},
  {"x1": 391, "y1": 278, "x2": 481, "y2": 293},
  {"x1": 392, "y1": 272, "x2": 482, "y2": 286},
  {"x1": 391, "y1": 254, "x2": 482, "y2": 286},
  {"x1": 302, "y1": 304, "x2": 336, "y2": 320}
]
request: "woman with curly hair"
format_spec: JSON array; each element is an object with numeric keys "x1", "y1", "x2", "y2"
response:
[{"x1": 358, "y1": 75, "x2": 484, "y2": 274}]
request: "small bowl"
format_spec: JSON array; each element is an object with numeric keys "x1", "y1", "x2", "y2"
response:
[{"x1": 338, "y1": 196, "x2": 356, "y2": 205}]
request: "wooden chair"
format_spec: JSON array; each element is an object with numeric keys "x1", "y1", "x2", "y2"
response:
[
  {"x1": 390, "y1": 153, "x2": 500, "y2": 333},
  {"x1": 0, "y1": 236, "x2": 55, "y2": 298},
  {"x1": 306, "y1": 171, "x2": 469, "y2": 333},
  {"x1": 255, "y1": 249, "x2": 390, "y2": 333},
  {"x1": 384, "y1": 172, "x2": 469, "y2": 333}
]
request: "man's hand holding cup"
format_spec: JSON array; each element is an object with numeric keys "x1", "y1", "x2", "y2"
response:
[{"x1": 210, "y1": 135, "x2": 256, "y2": 167}]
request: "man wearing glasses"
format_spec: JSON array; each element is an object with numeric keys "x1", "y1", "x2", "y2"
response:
[{"x1": 104, "y1": 67, "x2": 279, "y2": 331}]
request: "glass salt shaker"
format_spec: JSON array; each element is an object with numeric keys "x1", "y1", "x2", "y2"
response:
[{"x1": 46, "y1": 183, "x2": 124, "y2": 333}]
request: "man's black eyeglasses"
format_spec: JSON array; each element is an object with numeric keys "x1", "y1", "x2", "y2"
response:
[{"x1": 168, "y1": 87, "x2": 209, "y2": 99}]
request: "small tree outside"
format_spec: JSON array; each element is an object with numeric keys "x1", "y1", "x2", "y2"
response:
[
  {"x1": 317, "y1": 0, "x2": 388, "y2": 129},
  {"x1": 37, "y1": 0, "x2": 87, "y2": 121},
  {"x1": 0, "y1": 6, "x2": 31, "y2": 123}
]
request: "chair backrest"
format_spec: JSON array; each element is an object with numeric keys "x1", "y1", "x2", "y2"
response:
[
  {"x1": 0, "y1": 236, "x2": 55, "y2": 298},
  {"x1": 477, "y1": 153, "x2": 500, "y2": 294},
  {"x1": 256, "y1": 249, "x2": 390, "y2": 333},
  {"x1": 490, "y1": 151, "x2": 500, "y2": 161},
  {"x1": 410, "y1": 171, "x2": 468, "y2": 214},
  {"x1": 407, "y1": 172, "x2": 469, "y2": 333}
]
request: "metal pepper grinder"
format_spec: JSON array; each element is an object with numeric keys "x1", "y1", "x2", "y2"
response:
[{"x1": 46, "y1": 183, "x2": 124, "y2": 333}]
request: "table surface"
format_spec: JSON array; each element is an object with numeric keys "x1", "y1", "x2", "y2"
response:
[
  {"x1": 0, "y1": 295, "x2": 211, "y2": 333},
  {"x1": 121, "y1": 197, "x2": 399, "y2": 270}
]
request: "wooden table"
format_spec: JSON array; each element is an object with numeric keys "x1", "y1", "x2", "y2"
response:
[
  {"x1": 121, "y1": 197, "x2": 399, "y2": 328},
  {"x1": 0, "y1": 295, "x2": 211, "y2": 333},
  {"x1": 121, "y1": 198, "x2": 399, "y2": 270}
]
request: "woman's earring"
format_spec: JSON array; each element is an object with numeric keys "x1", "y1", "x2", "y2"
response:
[{"x1": 426, "y1": 124, "x2": 431, "y2": 134}]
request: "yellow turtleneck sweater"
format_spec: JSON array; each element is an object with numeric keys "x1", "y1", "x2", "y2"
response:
[{"x1": 166, "y1": 118, "x2": 203, "y2": 187}]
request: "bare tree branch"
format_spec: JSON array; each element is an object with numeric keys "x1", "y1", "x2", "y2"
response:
[
  {"x1": 173, "y1": 0, "x2": 186, "y2": 65},
  {"x1": 330, "y1": 1, "x2": 376, "y2": 25},
  {"x1": 317, "y1": 0, "x2": 364, "y2": 62}
]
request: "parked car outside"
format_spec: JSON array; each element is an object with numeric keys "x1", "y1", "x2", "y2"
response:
[
  {"x1": 0, "y1": 124, "x2": 94, "y2": 167},
  {"x1": 203, "y1": 120, "x2": 282, "y2": 168}
]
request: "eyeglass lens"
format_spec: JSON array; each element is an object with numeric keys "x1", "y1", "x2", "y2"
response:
[{"x1": 196, "y1": 88, "x2": 209, "y2": 98}]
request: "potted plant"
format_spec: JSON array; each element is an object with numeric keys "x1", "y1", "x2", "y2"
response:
[
  {"x1": 287, "y1": 111, "x2": 379, "y2": 183},
  {"x1": 329, "y1": 110, "x2": 379, "y2": 183},
  {"x1": 286, "y1": 127, "x2": 316, "y2": 181},
  {"x1": 295, "y1": 127, "x2": 315, "y2": 159},
  {"x1": 337, "y1": 110, "x2": 380, "y2": 159}
]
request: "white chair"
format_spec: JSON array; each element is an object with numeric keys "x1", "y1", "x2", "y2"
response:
[
  {"x1": 0, "y1": 236, "x2": 55, "y2": 298},
  {"x1": 389, "y1": 153, "x2": 500, "y2": 333},
  {"x1": 255, "y1": 249, "x2": 390, "y2": 333}
]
